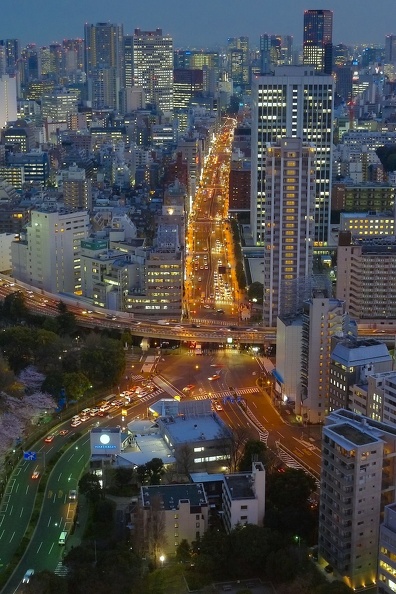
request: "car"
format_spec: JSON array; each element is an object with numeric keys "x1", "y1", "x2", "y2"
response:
[
  {"x1": 80, "y1": 415, "x2": 89, "y2": 422},
  {"x1": 90, "y1": 408, "x2": 99, "y2": 416},
  {"x1": 44, "y1": 434, "x2": 55, "y2": 443},
  {"x1": 137, "y1": 391, "x2": 148, "y2": 398},
  {"x1": 203, "y1": 305, "x2": 211, "y2": 309},
  {"x1": 208, "y1": 374, "x2": 220, "y2": 381},
  {"x1": 71, "y1": 420, "x2": 81, "y2": 427},
  {"x1": 217, "y1": 309, "x2": 224, "y2": 314},
  {"x1": 68, "y1": 489, "x2": 77, "y2": 501},
  {"x1": 59, "y1": 429, "x2": 69, "y2": 436},
  {"x1": 22, "y1": 569, "x2": 35, "y2": 583},
  {"x1": 31, "y1": 469, "x2": 40, "y2": 480},
  {"x1": 214, "y1": 401, "x2": 223, "y2": 411},
  {"x1": 182, "y1": 384, "x2": 195, "y2": 392}
]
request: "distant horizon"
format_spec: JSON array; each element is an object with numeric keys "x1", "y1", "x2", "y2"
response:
[{"x1": 0, "y1": 0, "x2": 394, "y2": 50}]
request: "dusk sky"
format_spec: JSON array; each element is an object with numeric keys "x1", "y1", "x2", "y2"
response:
[{"x1": 1, "y1": 0, "x2": 395, "y2": 48}]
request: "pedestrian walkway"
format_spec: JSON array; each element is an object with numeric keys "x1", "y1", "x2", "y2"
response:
[
  {"x1": 54, "y1": 561, "x2": 69, "y2": 577},
  {"x1": 194, "y1": 386, "x2": 259, "y2": 400}
]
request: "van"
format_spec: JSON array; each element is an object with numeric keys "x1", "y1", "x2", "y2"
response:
[
  {"x1": 71, "y1": 415, "x2": 80, "y2": 423},
  {"x1": 81, "y1": 408, "x2": 91, "y2": 415},
  {"x1": 58, "y1": 531, "x2": 68, "y2": 545}
]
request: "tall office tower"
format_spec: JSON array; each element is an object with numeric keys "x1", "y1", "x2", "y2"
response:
[
  {"x1": 281, "y1": 35, "x2": 293, "y2": 65},
  {"x1": 174, "y1": 49, "x2": 219, "y2": 70},
  {"x1": 133, "y1": 29, "x2": 173, "y2": 113},
  {"x1": 62, "y1": 39, "x2": 84, "y2": 74},
  {"x1": 41, "y1": 89, "x2": 79, "y2": 123},
  {"x1": 124, "y1": 35, "x2": 133, "y2": 88},
  {"x1": 0, "y1": 75, "x2": 17, "y2": 128},
  {"x1": 4, "y1": 39, "x2": 20, "y2": 74},
  {"x1": 0, "y1": 42, "x2": 6, "y2": 76},
  {"x1": 251, "y1": 66, "x2": 334, "y2": 246},
  {"x1": 334, "y1": 43, "x2": 350, "y2": 67},
  {"x1": 303, "y1": 9, "x2": 333, "y2": 74},
  {"x1": 319, "y1": 409, "x2": 396, "y2": 590},
  {"x1": 62, "y1": 164, "x2": 92, "y2": 211},
  {"x1": 262, "y1": 138, "x2": 316, "y2": 327},
  {"x1": 260, "y1": 34, "x2": 281, "y2": 74},
  {"x1": 174, "y1": 69, "x2": 203, "y2": 109},
  {"x1": 385, "y1": 34, "x2": 396, "y2": 64},
  {"x1": 84, "y1": 22, "x2": 124, "y2": 109},
  {"x1": 227, "y1": 36, "x2": 249, "y2": 87}
]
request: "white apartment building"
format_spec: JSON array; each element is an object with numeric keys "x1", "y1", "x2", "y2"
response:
[
  {"x1": 300, "y1": 296, "x2": 347, "y2": 424},
  {"x1": 139, "y1": 484, "x2": 209, "y2": 558},
  {"x1": 250, "y1": 66, "x2": 333, "y2": 246},
  {"x1": 262, "y1": 138, "x2": 316, "y2": 326},
  {"x1": 11, "y1": 208, "x2": 89, "y2": 294},
  {"x1": 320, "y1": 409, "x2": 396, "y2": 591},
  {"x1": 222, "y1": 462, "x2": 266, "y2": 533}
]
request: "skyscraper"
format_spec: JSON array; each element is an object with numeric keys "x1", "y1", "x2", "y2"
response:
[
  {"x1": 132, "y1": 28, "x2": 173, "y2": 113},
  {"x1": 303, "y1": 9, "x2": 333, "y2": 75},
  {"x1": 0, "y1": 74, "x2": 17, "y2": 128},
  {"x1": 262, "y1": 138, "x2": 316, "y2": 327},
  {"x1": 385, "y1": 34, "x2": 396, "y2": 64},
  {"x1": 84, "y1": 22, "x2": 124, "y2": 109},
  {"x1": 227, "y1": 36, "x2": 249, "y2": 87},
  {"x1": 250, "y1": 66, "x2": 334, "y2": 246}
]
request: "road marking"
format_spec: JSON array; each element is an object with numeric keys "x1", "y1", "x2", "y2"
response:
[
  {"x1": 19, "y1": 507, "x2": 23, "y2": 517},
  {"x1": 252, "y1": 402, "x2": 257, "y2": 408},
  {"x1": 9, "y1": 531, "x2": 15, "y2": 542},
  {"x1": 25, "y1": 486, "x2": 29, "y2": 494},
  {"x1": 49, "y1": 543, "x2": 54, "y2": 554},
  {"x1": 77, "y1": 454, "x2": 84, "y2": 463},
  {"x1": 9, "y1": 505, "x2": 13, "y2": 515},
  {"x1": 37, "y1": 542, "x2": 43, "y2": 553},
  {"x1": 15, "y1": 483, "x2": 19, "y2": 493},
  {"x1": 58, "y1": 472, "x2": 62, "y2": 481},
  {"x1": 0, "y1": 529, "x2": 4, "y2": 538},
  {"x1": 53, "y1": 493, "x2": 57, "y2": 502}
]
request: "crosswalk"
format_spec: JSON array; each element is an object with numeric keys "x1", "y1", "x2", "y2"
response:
[
  {"x1": 194, "y1": 386, "x2": 259, "y2": 400},
  {"x1": 54, "y1": 561, "x2": 69, "y2": 577},
  {"x1": 137, "y1": 388, "x2": 164, "y2": 403},
  {"x1": 129, "y1": 374, "x2": 145, "y2": 381}
]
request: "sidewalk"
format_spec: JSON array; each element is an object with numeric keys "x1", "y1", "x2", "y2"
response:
[{"x1": 64, "y1": 493, "x2": 90, "y2": 555}]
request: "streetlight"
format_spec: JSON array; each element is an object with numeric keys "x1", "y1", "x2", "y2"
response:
[{"x1": 159, "y1": 554, "x2": 165, "y2": 567}]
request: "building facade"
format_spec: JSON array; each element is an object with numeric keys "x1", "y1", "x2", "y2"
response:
[
  {"x1": 250, "y1": 66, "x2": 333, "y2": 246},
  {"x1": 303, "y1": 9, "x2": 333, "y2": 75},
  {"x1": 132, "y1": 29, "x2": 173, "y2": 113},
  {"x1": 11, "y1": 208, "x2": 89, "y2": 294},
  {"x1": 262, "y1": 138, "x2": 315, "y2": 326}
]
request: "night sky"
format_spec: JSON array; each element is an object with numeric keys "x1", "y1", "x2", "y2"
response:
[{"x1": 1, "y1": 0, "x2": 395, "y2": 48}]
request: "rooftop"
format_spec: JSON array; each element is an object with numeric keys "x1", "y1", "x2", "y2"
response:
[
  {"x1": 329, "y1": 423, "x2": 379, "y2": 447},
  {"x1": 224, "y1": 473, "x2": 255, "y2": 499},
  {"x1": 141, "y1": 483, "x2": 207, "y2": 510}
]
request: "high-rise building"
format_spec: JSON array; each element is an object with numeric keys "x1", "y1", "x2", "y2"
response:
[
  {"x1": 11, "y1": 208, "x2": 90, "y2": 294},
  {"x1": 61, "y1": 164, "x2": 92, "y2": 211},
  {"x1": 84, "y1": 22, "x2": 124, "y2": 109},
  {"x1": 261, "y1": 138, "x2": 316, "y2": 327},
  {"x1": 123, "y1": 35, "x2": 133, "y2": 88},
  {"x1": 336, "y1": 233, "x2": 396, "y2": 322},
  {"x1": 319, "y1": 409, "x2": 396, "y2": 590},
  {"x1": 227, "y1": 37, "x2": 249, "y2": 87},
  {"x1": 250, "y1": 66, "x2": 334, "y2": 246},
  {"x1": 303, "y1": 9, "x2": 333, "y2": 75},
  {"x1": 132, "y1": 28, "x2": 173, "y2": 113},
  {"x1": 385, "y1": 35, "x2": 396, "y2": 64},
  {"x1": 62, "y1": 39, "x2": 84, "y2": 75},
  {"x1": 0, "y1": 74, "x2": 17, "y2": 128}
]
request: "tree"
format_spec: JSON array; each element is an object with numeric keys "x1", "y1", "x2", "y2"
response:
[
  {"x1": 80, "y1": 336, "x2": 125, "y2": 386},
  {"x1": 176, "y1": 539, "x2": 192, "y2": 563},
  {"x1": 216, "y1": 425, "x2": 250, "y2": 472},
  {"x1": 238, "y1": 440, "x2": 267, "y2": 471},
  {"x1": 0, "y1": 326, "x2": 34, "y2": 371},
  {"x1": 247, "y1": 282, "x2": 264, "y2": 304},
  {"x1": 175, "y1": 444, "x2": 194, "y2": 478},
  {"x1": 2, "y1": 291, "x2": 29, "y2": 321},
  {"x1": 78, "y1": 472, "x2": 102, "y2": 502},
  {"x1": 62, "y1": 371, "x2": 91, "y2": 401},
  {"x1": 145, "y1": 494, "x2": 167, "y2": 565}
]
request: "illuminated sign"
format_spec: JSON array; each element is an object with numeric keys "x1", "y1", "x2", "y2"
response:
[{"x1": 90, "y1": 428, "x2": 121, "y2": 455}]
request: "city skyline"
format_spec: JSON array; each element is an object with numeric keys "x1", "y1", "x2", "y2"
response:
[{"x1": 1, "y1": 0, "x2": 395, "y2": 49}]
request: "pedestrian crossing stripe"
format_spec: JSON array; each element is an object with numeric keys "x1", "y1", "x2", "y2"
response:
[
  {"x1": 194, "y1": 386, "x2": 259, "y2": 400},
  {"x1": 54, "y1": 562, "x2": 69, "y2": 576}
]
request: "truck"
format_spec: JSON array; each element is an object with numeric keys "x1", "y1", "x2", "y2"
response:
[{"x1": 58, "y1": 530, "x2": 68, "y2": 545}]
